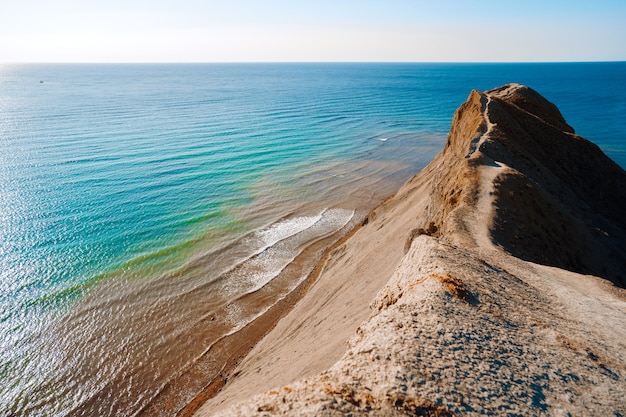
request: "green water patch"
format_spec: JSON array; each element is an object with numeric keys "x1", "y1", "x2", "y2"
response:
[{"x1": 86, "y1": 199, "x2": 257, "y2": 287}]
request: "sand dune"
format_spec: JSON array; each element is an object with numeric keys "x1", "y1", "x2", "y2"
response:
[{"x1": 193, "y1": 84, "x2": 626, "y2": 416}]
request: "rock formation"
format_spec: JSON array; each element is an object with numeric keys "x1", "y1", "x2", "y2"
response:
[
  {"x1": 193, "y1": 84, "x2": 626, "y2": 416},
  {"x1": 409, "y1": 84, "x2": 626, "y2": 286}
]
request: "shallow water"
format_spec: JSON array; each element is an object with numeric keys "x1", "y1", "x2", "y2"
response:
[{"x1": 1, "y1": 63, "x2": 625, "y2": 416}]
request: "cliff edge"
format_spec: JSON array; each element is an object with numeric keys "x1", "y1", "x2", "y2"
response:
[
  {"x1": 194, "y1": 85, "x2": 626, "y2": 416},
  {"x1": 403, "y1": 83, "x2": 626, "y2": 286}
]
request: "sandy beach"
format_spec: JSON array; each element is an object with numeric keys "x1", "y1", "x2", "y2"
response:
[{"x1": 190, "y1": 84, "x2": 626, "y2": 416}]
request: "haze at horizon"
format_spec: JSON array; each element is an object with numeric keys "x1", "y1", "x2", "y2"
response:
[{"x1": 1, "y1": 0, "x2": 625, "y2": 63}]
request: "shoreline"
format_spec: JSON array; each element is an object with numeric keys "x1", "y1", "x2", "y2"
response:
[
  {"x1": 9, "y1": 141, "x2": 425, "y2": 417},
  {"x1": 153, "y1": 159, "x2": 425, "y2": 415},
  {"x1": 121, "y1": 169, "x2": 408, "y2": 416},
  {"x1": 173, "y1": 202, "x2": 379, "y2": 417},
  {"x1": 17, "y1": 150, "x2": 420, "y2": 417},
  {"x1": 131, "y1": 141, "x2": 431, "y2": 416},
  {"x1": 192, "y1": 156, "x2": 440, "y2": 415}
]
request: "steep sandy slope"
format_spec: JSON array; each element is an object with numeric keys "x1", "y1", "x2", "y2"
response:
[
  {"x1": 194, "y1": 84, "x2": 626, "y2": 416},
  {"x1": 206, "y1": 237, "x2": 626, "y2": 416}
]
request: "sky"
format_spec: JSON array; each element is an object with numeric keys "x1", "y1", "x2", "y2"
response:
[{"x1": 1, "y1": 0, "x2": 625, "y2": 63}]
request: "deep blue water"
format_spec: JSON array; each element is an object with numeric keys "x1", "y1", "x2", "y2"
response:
[{"x1": 1, "y1": 62, "x2": 625, "y2": 416}]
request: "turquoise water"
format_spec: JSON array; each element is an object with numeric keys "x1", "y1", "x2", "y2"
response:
[{"x1": 1, "y1": 63, "x2": 625, "y2": 416}]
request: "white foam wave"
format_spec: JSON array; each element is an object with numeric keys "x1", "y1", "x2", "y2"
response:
[
  {"x1": 243, "y1": 208, "x2": 355, "y2": 293},
  {"x1": 255, "y1": 212, "x2": 324, "y2": 248},
  {"x1": 218, "y1": 208, "x2": 354, "y2": 299}
]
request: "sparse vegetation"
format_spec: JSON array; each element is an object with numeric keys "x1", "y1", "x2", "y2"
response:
[
  {"x1": 321, "y1": 384, "x2": 453, "y2": 416},
  {"x1": 388, "y1": 393, "x2": 453, "y2": 417},
  {"x1": 431, "y1": 273, "x2": 470, "y2": 301}
]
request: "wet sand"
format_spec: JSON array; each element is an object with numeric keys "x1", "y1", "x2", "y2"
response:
[
  {"x1": 19, "y1": 150, "x2": 432, "y2": 417},
  {"x1": 138, "y1": 211, "x2": 365, "y2": 417}
]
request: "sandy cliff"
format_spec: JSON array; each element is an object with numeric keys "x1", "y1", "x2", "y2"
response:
[{"x1": 194, "y1": 84, "x2": 626, "y2": 416}]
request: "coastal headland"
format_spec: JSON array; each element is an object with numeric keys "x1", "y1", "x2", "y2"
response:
[{"x1": 192, "y1": 84, "x2": 626, "y2": 416}]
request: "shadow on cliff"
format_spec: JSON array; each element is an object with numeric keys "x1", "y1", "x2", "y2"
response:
[{"x1": 482, "y1": 85, "x2": 626, "y2": 287}]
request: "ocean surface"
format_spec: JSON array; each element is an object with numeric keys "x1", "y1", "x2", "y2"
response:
[{"x1": 1, "y1": 62, "x2": 625, "y2": 416}]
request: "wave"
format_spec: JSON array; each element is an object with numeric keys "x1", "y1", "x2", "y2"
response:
[
  {"x1": 134, "y1": 207, "x2": 357, "y2": 417},
  {"x1": 7, "y1": 207, "x2": 357, "y2": 417},
  {"x1": 212, "y1": 208, "x2": 355, "y2": 298}
]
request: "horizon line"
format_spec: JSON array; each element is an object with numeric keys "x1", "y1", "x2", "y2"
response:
[{"x1": 2, "y1": 60, "x2": 626, "y2": 65}]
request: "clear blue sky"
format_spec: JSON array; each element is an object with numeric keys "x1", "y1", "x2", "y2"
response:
[{"x1": 1, "y1": 0, "x2": 625, "y2": 62}]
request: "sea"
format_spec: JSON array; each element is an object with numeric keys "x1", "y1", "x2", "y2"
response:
[{"x1": 1, "y1": 62, "x2": 625, "y2": 416}]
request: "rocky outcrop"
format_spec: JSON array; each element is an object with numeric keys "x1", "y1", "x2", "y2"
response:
[
  {"x1": 412, "y1": 83, "x2": 626, "y2": 286},
  {"x1": 484, "y1": 84, "x2": 626, "y2": 286},
  {"x1": 195, "y1": 85, "x2": 626, "y2": 416}
]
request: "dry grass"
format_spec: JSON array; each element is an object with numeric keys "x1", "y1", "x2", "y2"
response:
[
  {"x1": 431, "y1": 273, "x2": 470, "y2": 301},
  {"x1": 322, "y1": 383, "x2": 379, "y2": 409},
  {"x1": 321, "y1": 384, "x2": 453, "y2": 416},
  {"x1": 388, "y1": 393, "x2": 454, "y2": 417}
]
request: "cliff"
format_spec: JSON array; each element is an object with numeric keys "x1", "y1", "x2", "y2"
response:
[
  {"x1": 194, "y1": 85, "x2": 626, "y2": 416},
  {"x1": 404, "y1": 83, "x2": 626, "y2": 286}
]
